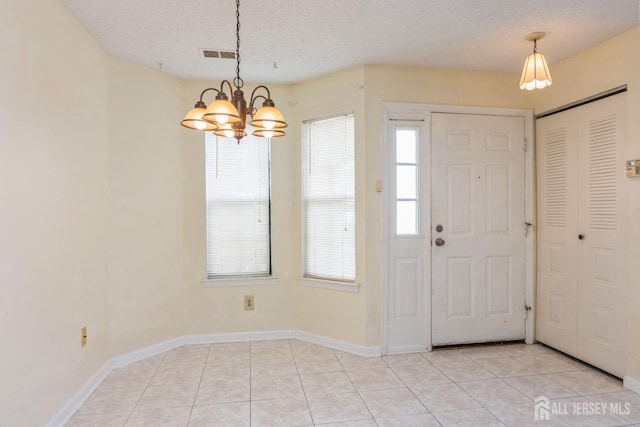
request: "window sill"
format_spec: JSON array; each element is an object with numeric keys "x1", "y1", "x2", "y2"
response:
[
  {"x1": 297, "y1": 277, "x2": 360, "y2": 293},
  {"x1": 202, "y1": 276, "x2": 278, "y2": 287}
]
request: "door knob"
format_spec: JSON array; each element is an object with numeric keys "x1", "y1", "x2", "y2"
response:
[
  {"x1": 578, "y1": 234, "x2": 585, "y2": 240},
  {"x1": 435, "y1": 237, "x2": 446, "y2": 247}
]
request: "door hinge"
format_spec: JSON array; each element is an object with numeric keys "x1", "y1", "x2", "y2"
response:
[
  {"x1": 523, "y1": 138, "x2": 528, "y2": 152},
  {"x1": 525, "y1": 222, "x2": 534, "y2": 237},
  {"x1": 525, "y1": 304, "x2": 532, "y2": 311}
]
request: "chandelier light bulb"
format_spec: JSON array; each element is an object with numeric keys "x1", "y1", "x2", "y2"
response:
[
  {"x1": 194, "y1": 120, "x2": 207, "y2": 130},
  {"x1": 224, "y1": 129, "x2": 235, "y2": 138},
  {"x1": 215, "y1": 114, "x2": 230, "y2": 124},
  {"x1": 262, "y1": 120, "x2": 275, "y2": 130}
]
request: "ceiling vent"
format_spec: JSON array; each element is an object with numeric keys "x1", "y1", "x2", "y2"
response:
[{"x1": 201, "y1": 49, "x2": 236, "y2": 59}]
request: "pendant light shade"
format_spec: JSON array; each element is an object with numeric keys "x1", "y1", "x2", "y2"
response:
[
  {"x1": 519, "y1": 32, "x2": 552, "y2": 91},
  {"x1": 252, "y1": 128, "x2": 286, "y2": 138},
  {"x1": 180, "y1": 102, "x2": 218, "y2": 131},
  {"x1": 250, "y1": 100, "x2": 287, "y2": 131},
  {"x1": 202, "y1": 97, "x2": 241, "y2": 125},
  {"x1": 214, "y1": 122, "x2": 246, "y2": 140}
]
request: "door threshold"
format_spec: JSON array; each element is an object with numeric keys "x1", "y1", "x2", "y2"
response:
[{"x1": 432, "y1": 339, "x2": 525, "y2": 350}]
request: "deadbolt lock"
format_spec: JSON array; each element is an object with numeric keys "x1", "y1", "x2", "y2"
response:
[{"x1": 435, "y1": 225, "x2": 443, "y2": 232}]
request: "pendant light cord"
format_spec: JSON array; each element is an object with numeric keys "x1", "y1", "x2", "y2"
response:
[{"x1": 234, "y1": 0, "x2": 243, "y2": 89}]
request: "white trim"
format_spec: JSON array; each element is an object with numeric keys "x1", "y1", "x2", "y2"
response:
[
  {"x1": 46, "y1": 329, "x2": 381, "y2": 426},
  {"x1": 297, "y1": 277, "x2": 360, "y2": 293},
  {"x1": 295, "y1": 330, "x2": 381, "y2": 357},
  {"x1": 202, "y1": 276, "x2": 278, "y2": 287},
  {"x1": 184, "y1": 330, "x2": 295, "y2": 345},
  {"x1": 624, "y1": 375, "x2": 640, "y2": 394},
  {"x1": 46, "y1": 336, "x2": 187, "y2": 427},
  {"x1": 111, "y1": 336, "x2": 186, "y2": 369},
  {"x1": 45, "y1": 362, "x2": 112, "y2": 427},
  {"x1": 523, "y1": 109, "x2": 536, "y2": 344},
  {"x1": 381, "y1": 103, "x2": 536, "y2": 353}
]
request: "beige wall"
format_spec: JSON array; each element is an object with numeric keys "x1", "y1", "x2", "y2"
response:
[
  {"x1": 107, "y1": 58, "x2": 186, "y2": 355},
  {"x1": 532, "y1": 27, "x2": 640, "y2": 381},
  {"x1": 0, "y1": 2, "x2": 189, "y2": 424},
  {"x1": 181, "y1": 80, "x2": 296, "y2": 335},
  {"x1": 290, "y1": 67, "x2": 369, "y2": 345},
  {"x1": 0, "y1": 1, "x2": 110, "y2": 425}
]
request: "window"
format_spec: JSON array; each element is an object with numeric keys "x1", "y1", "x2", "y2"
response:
[
  {"x1": 395, "y1": 128, "x2": 419, "y2": 235},
  {"x1": 302, "y1": 114, "x2": 355, "y2": 282},
  {"x1": 205, "y1": 133, "x2": 271, "y2": 278}
]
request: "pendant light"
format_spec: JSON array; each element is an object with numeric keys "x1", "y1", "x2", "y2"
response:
[
  {"x1": 180, "y1": 0, "x2": 287, "y2": 142},
  {"x1": 519, "y1": 32, "x2": 553, "y2": 91}
]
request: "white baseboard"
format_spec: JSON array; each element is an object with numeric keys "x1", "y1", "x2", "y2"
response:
[
  {"x1": 185, "y1": 329, "x2": 296, "y2": 345},
  {"x1": 46, "y1": 329, "x2": 381, "y2": 426},
  {"x1": 45, "y1": 362, "x2": 113, "y2": 427},
  {"x1": 111, "y1": 336, "x2": 187, "y2": 369},
  {"x1": 295, "y1": 330, "x2": 381, "y2": 357},
  {"x1": 624, "y1": 375, "x2": 640, "y2": 394}
]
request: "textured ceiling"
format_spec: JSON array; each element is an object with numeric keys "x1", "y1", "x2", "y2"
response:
[{"x1": 58, "y1": 0, "x2": 639, "y2": 84}]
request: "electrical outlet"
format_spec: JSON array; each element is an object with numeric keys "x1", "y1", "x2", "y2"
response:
[
  {"x1": 81, "y1": 326, "x2": 87, "y2": 347},
  {"x1": 244, "y1": 295, "x2": 254, "y2": 310}
]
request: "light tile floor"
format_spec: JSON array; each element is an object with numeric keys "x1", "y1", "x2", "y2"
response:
[{"x1": 65, "y1": 340, "x2": 640, "y2": 426}]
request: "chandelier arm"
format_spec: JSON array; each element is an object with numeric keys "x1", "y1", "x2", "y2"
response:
[
  {"x1": 248, "y1": 86, "x2": 271, "y2": 109},
  {"x1": 219, "y1": 80, "x2": 235, "y2": 96},
  {"x1": 198, "y1": 87, "x2": 220, "y2": 102},
  {"x1": 248, "y1": 95, "x2": 266, "y2": 114}
]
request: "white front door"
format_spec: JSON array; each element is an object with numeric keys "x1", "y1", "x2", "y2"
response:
[
  {"x1": 431, "y1": 113, "x2": 527, "y2": 345},
  {"x1": 383, "y1": 104, "x2": 533, "y2": 354}
]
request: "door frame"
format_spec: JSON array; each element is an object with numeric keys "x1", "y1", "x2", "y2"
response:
[{"x1": 381, "y1": 102, "x2": 536, "y2": 354}]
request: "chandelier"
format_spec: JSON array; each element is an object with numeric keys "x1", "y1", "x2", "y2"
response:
[
  {"x1": 519, "y1": 32, "x2": 552, "y2": 90},
  {"x1": 180, "y1": 0, "x2": 287, "y2": 142}
]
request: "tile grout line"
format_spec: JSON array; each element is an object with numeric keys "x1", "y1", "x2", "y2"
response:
[
  {"x1": 124, "y1": 350, "x2": 168, "y2": 426},
  {"x1": 184, "y1": 344, "x2": 211, "y2": 426},
  {"x1": 249, "y1": 340, "x2": 254, "y2": 426},
  {"x1": 344, "y1": 352, "x2": 388, "y2": 426},
  {"x1": 288, "y1": 340, "x2": 316, "y2": 426}
]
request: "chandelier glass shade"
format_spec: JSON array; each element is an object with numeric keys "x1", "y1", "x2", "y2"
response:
[
  {"x1": 519, "y1": 32, "x2": 552, "y2": 91},
  {"x1": 180, "y1": 0, "x2": 287, "y2": 142}
]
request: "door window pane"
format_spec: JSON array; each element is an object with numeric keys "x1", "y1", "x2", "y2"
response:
[
  {"x1": 396, "y1": 130, "x2": 417, "y2": 163},
  {"x1": 395, "y1": 128, "x2": 419, "y2": 236},
  {"x1": 397, "y1": 201, "x2": 417, "y2": 235},
  {"x1": 396, "y1": 165, "x2": 417, "y2": 199}
]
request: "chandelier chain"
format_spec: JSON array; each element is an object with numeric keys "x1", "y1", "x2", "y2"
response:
[{"x1": 234, "y1": 0, "x2": 243, "y2": 89}]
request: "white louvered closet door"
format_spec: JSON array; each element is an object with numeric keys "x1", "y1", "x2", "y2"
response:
[{"x1": 537, "y1": 92, "x2": 627, "y2": 377}]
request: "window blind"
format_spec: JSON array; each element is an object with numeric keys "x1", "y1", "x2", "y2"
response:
[
  {"x1": 205, "y1": 133, "x2": 271, "y2": 277},
  {"x1": 302, "y1": 114, "x2": 355, "y2": 281}
]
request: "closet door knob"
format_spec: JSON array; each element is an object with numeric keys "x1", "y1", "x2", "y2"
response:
[{"x1": 578, "y1": 234, "x2": 585, "y2": 240}]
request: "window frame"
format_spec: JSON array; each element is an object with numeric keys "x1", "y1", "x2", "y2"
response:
[
  {"x1": 202, "y1": 132, "x2": 275, "y2": 285},
  {"x1": 300, "y1": 113, "x2": 357, "y2": 291}
]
